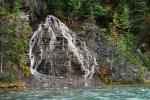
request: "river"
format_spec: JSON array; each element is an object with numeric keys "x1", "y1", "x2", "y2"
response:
[{"x1": 1, "y1": 87, "x2": 150, "y2": 100}]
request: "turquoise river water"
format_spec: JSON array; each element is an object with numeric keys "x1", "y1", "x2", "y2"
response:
[{"x1": 0, "y1": 87, "x2": 150, "y2": 100}]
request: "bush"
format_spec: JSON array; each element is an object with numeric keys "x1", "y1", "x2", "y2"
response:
[
  {"x1": 137, "y1": 66, "x2": 145, "y2": 83},
  {"x1": 1, "y1": 73, "x2": 16, "y2": 83}
]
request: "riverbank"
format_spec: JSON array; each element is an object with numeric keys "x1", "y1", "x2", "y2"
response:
[
  {"x1": 0, "y1": 81, "x2": 26, "y2": 90},
  {"x1": 1, "y1": 78, "x2": 150, "y2": 91}
]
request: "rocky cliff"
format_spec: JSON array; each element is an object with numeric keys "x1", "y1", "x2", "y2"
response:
[
  {"x1": 29, "y1": 15, "x2": 99, "y2": 87},
  {"x1": 28, "y1": 15, "x2": 146, "y2": 88}
]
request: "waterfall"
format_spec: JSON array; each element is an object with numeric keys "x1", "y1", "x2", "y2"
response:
[{"x1": 29, "y1": 15, "x2": 98, "y2": 86}]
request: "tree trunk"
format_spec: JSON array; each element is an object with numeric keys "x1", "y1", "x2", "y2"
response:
[{"x1": 0, "y1": 56, "x2": 2, "y2": 73}]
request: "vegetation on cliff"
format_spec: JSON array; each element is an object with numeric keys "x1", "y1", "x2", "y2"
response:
[{"x1": 0, "y1": 0, "x2": 150, "y2": 86}]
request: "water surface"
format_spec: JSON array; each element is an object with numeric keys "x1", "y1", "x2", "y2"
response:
[{"x1": 1, "y1": 87, "x2": 150, "y2": 100}]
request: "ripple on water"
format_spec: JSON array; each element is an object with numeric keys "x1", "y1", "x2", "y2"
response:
[{"x1": 0, "y1": 87, "x2": 150, "y2": 100}]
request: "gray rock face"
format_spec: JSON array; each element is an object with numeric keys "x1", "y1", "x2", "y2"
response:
[
  {"x1": 29, "y1": 15, "x2": 142, "y2": 87},
  {"x1": 79, "y1": 22, "x2": 140, "y2": 82},
  {"x1": 29, "y1": 15, "x2": 97, "y2": 80}
]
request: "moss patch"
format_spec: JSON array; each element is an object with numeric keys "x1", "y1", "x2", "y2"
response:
[{"x1": 0, "y1": 81, "x2": 25, "y2": 89}]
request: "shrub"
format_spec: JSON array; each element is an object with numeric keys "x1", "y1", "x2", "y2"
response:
[
  {"x1": 1, "y1": 73, "x2": 16, "y2": 83},
  {"x1": 137, "y1": 66, "x2": 145, "y2": 83}
]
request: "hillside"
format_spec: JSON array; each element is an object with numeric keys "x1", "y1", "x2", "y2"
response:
[{"x1": 0, "y1": 0, "x2": 150, "y2": 88}]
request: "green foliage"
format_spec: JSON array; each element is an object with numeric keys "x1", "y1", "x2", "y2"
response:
[
  {"x1": 130, "y1": 0, "x2": 149, "y2": 35},
  {"x1": 23, "y1": 22, "x2": 33, "y2": 38},
  {"x1": 106, "y1": 1, "x2": 149, "y2": 74},
  {"x1": 65, "y1": 0, "x2": 84, "y2": 18},
  {"x1": 8, "y1": 39, "x2": 28, "y2": 65},
  {"x1": 143, "y1": 53, "x2": 150, "y2": 70},
  {"x1": 1, "y1": 73, "x2": 16, "y2": 83},
  {"x1": 105, "y1": 76, "x2": 113, "y2": 84},
  {"x1": 27, "y1": 0, "x2": 108, "y2": 22},
  {"x1": 105, "y1": 33, "x2": 142, "y2": 66},
  {"x1": 92, "y1": 1, "x2": 107, "y2": 16},
  {"x1": 116, "y1": 34, "x2": 142, "y2": 65},
  {"x1": 0, "y1": 0, "x2": 31, "y2": 80},
  {"x1": 47, "y1": 0, "x2": 65, "y2": 19},
  {"x1": 99, "y1": 28, "x2": 107, "y2": 33},
  {"x1": 131, "y1": 0, "x2": 149, "y2": 16},
  {"x1": 12, "y1": 0, "x2": 21, "y2": 14},
  {"x1": 137, "y1": 66, "x2": 145, "y2": 83},
  {"x1": 20, "y1": 54, "x2": 29, "y2": 65},
  {"x1": 119, "y1": 4, "x2": 130, "y2": 32},
  {"x1": 79, "y1": 0, "x2": 108, "y2": 21}
]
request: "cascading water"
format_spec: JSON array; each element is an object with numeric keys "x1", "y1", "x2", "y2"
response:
[{"x1": 29, "y1": 15, "x2": 98, "y2": 86}]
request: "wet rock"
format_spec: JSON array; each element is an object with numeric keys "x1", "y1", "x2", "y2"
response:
[{"x1": 29, "y1": 15, "x2": 98, "y2": 84}]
